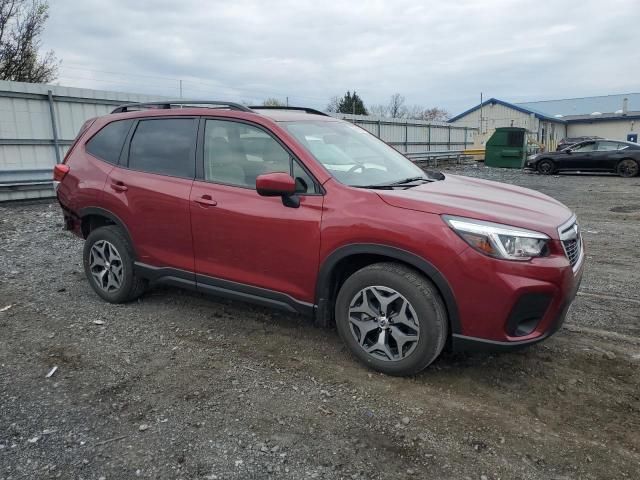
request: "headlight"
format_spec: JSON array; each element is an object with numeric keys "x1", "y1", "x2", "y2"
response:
[
  {"x1": 527, "y1": 154, "x2": 538, "y2": 161},
  {"x1": 443, "y1": 215, "x2": 550, "y2": 261}
]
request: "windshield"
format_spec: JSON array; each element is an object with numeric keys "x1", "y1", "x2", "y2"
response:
[{"x1": 281, "y1": 120, "x2": 429, "y2": 187}]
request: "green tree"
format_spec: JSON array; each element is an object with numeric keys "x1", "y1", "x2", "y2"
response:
[
  {"x1": 337, "y1": 91, "x2": 367, "y2": 115},
  {"x1": 0, "y1": 0, "x2": 58, "y2": 83}
]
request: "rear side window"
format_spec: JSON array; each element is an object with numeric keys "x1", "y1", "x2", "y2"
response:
[
  {"x1": 128, "y1": 118, "x2": 196, "y2": 178},
  {"x1": 85, "y1": 119, "x2": 133, "y2": 164}
]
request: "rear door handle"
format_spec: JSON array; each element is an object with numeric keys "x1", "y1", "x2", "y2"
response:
[
  {"x1": 110, "y1": 180, "x2": 128, "y2": 192},
  {"x1": 194, "y1": 194, "x2": 217, "y2": 207}
]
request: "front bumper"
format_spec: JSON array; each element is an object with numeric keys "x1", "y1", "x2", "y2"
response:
[
  {"x1": 443, "y1": 237, "x2": 584, "y2": 352},
  {"x1": 451, "y1": 265, "x2": 582, "y2": 351}
]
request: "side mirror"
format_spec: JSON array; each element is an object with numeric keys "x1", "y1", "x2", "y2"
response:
[
  {"x1": 256, "y1": 172, "x2": 299, "y2": 208},
  {"x1": 565, "y1": 148, "x2": 572, "y2": 154}
]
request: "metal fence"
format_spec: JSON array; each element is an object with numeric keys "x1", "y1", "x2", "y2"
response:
[
  {"x1": 334, "y1": 113, "x2": 475, "y2": 153},
  {"x1": 0, "y1": 81, "x2": 165, "y2": 201},
  {"x1": 0, "y1": 81, "x2": 476, "y2": 201}
]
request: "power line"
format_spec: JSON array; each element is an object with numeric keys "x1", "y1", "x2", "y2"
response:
[{"x1": 58, "y1": 64, "x2": 328, "y2": 104}]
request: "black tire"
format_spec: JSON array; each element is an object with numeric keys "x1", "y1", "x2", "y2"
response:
[
  {"x1": 335, "y1": 262, "x2": 447, "y2": 376},
  {"x1": 83, "y1": 225, "x2": 146, "y2": 303},
  {"x1": 616, "y1": 158, "x2": 639, "y2": 178},
  {"x1": 537, "y1": 159, "x2": 555, "y2": 175}
]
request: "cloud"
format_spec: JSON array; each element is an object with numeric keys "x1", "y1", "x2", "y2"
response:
[{"x1": 42, "y1": 0, "x2": 640, "y2": 114}]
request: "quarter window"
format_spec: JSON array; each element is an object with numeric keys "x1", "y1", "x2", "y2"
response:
[
  {"x1": 128, "y1": 119, "x2": 196, "y2": 178},
  {"x1": 203, "y1": 119, "x2": 317, "y2": 193},
  {"x1": 85, "y1": 119, "x2": 133, "y2": 164}
]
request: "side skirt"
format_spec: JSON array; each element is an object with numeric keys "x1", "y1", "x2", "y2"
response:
[{"x1": 134, "y1": 262, "x2": 315, "y2": 317}]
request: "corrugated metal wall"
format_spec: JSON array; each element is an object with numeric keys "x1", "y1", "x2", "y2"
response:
[
  {"x1": 0, "y1": 81, "x2": 476, "y2": 201},
  {"x1": 335, "y1": 113, "x2": 474, "y2": 153},
  {"x1": 0, "y1": 80, "x2": 166, "y2": 201}
]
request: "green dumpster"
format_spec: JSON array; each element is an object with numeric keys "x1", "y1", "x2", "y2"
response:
[{"x1": 485, "y1": 127, "x2": 526, "y2": 168}]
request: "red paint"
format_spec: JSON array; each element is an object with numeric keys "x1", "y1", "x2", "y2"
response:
[
  {"x1": 256, "y1": 172, "x2": 296, "y2": 196},
  {"x1": 57, "y1": 107, "x2": 583, "y2": 347}
]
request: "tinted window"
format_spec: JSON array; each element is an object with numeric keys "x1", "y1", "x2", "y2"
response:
[
  {"x1": 572, "y1": 142, "x2": 596, "y2": 152},
  {"x1": 128, "y1": 119, "x2": 195, "y2": 178},
  {"x1": 596, "y1": 141, "x2": 620, "y2": 151},
  {"x1": 204, "y1": 120, "x2": 291, "y2": 188},
  {"x1": 85, "y1": 119, "x2": 133, "y2": 164}
]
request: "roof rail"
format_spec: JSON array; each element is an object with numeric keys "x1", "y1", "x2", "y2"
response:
[
  {"x1": 248, "y1": 105, "x2": 329, "y2": 117},
  {"x1": 111, "y1": 100, "x2": 253, "y2": 114}
]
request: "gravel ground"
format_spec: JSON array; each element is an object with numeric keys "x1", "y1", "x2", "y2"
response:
[{"x1": 1, "y1": 166, "x2": 639, "y2": 480}]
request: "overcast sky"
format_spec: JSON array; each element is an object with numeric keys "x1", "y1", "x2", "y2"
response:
[{"x1": 42, "y1": 0, "x2": 640, "y2": 115}]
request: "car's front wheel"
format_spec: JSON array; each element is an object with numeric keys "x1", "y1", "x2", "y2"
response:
[
  {"x1": 617, "y1": 158, "x2": 639, "y2": 177},
  {"x1": 335, "y1": 263, "x2": 447, "y2": 376},
  {"x1": 83, "y1": 225, "x2": 146, "y2": 303},
  {"x1": 537, "y1": 159, "x2": 555, "y2": 175}
]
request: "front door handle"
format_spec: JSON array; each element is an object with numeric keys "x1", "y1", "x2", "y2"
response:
[
  {"x1": 194, "y1": 194, "x2": 217, "y2": 207},
  {"x1": 110, "y1": 180, "x2": 128, "y2": 192}
]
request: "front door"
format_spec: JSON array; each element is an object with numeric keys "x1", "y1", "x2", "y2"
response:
[
  {"x1": 562, "y1": 141, "x2": 596, "y2": 170},
  {"x1": 190, "y1": 118, "x2": 324, "y2": 305}
]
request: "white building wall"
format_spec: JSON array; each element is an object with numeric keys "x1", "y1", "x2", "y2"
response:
[
  {"x1": 451, "y1": 103, "x2": 566, "y2": 151},
  {"x1": 567, "y1": 119, "x2": 639, "y2": 141}
]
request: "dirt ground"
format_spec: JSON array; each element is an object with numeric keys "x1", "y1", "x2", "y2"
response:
[{"x1": 1, "y1": 166, "x2": 639, "y2": 480}]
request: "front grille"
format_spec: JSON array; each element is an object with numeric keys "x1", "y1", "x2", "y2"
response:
[
  {"x1": 558, "y1": 217, "x2": 582, "y2": 269},
  {"x1": 562, "y1": 237, "x2": 581, "y2": 267}
]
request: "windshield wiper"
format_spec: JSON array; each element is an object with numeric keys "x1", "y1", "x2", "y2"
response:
[
  {"x1": 387, "y1": 176, "x2": 431, "y2": 185},
  {"x1": 352, "y1": 176, "x2": 431, "y2": 189}
]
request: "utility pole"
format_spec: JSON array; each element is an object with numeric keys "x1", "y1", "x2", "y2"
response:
[
  {"x1": 286, "y1": 96, "x2": 289, "y2": 107},
  {"x1": 479, "y1": 92, "x2": 483, "y2": 134},
  {"x1": 179, "y1": 80, "x2": 183, "y2": 99}
]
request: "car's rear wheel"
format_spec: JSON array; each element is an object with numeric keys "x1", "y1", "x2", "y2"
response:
[
  {"x1": 335, "y1": 262, "x2": 447, "y2": 376},
  {"x1": 617, "y1": 159, "x2": 639, "y2": 177},
  {"x1": 83, "y1": 225, "x2": 146, "y2": 303},
  {"x1": 537, "y1": 159, "x2": 555, "y2": 175}
]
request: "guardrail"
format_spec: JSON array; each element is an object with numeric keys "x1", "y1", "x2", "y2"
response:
[{"x1": 405, "y1": 150, "x2": 474, "y2": 167}]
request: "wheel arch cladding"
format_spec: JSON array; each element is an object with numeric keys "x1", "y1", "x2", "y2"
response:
[
  {"x1": 315, "y1": 244, "x2": 460, "y2": 333},
  {"x1": 79, "y1": 207, "x2": 136, "y2": 255}
]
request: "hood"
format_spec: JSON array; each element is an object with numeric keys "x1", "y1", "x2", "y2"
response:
[{"x1": 376, "y1": 174, "x2": 572, "y2": 237}]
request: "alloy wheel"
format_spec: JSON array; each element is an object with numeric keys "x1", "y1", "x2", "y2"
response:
[
  {"x1": 618, "y1": 159, "x2": 639, "y2": 177},
  {"x1": 538, "y1": 160, "x2": 553, "y2": 174},
  {"x1": 348, "y1": 286, "x2": 420, "y2": 362},
  {"x1": 89, "y1": 240, "x2": 124, "y2": 292}
]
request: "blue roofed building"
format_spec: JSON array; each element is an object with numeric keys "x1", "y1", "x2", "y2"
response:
[{"x1": 449, "y1": 93, "x2": 640, "y2": 151}]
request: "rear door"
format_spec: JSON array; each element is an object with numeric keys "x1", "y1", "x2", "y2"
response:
[
  {"x1": 594, "y1": 141, "x2": 625, "y2": 170},
  {"x1": 101, "y1": 117, "x2": 198, "y2": 273}
]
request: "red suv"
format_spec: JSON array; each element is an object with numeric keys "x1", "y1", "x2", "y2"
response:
[{"x1": 55, "y1": 101, "x2": 584, "y2": 376}]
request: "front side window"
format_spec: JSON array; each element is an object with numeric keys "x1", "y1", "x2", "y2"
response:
[
  {"x1": 86, "y1": 119, "x2": 133, "y2": 164},
  {"x1": 203, "y1": 119, "x2": 317, "y2": 193},
  {"x1": 281, "y1": 120, "x2": 427, "y2": 187},
  {"x1": 128, "y1": 119, "x2": 195, "y2": 178},
  {"x1": 571, "y1": 142, "x2": 596, "y2": 152}
]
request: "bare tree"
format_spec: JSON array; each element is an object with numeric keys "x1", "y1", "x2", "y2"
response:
[
  {"x1": 368, "y1": 104, "x2": 389, "y2": 117},
  {"x1": 263, "y1": 97, "x2": 286, "y2": 107},
  {"x1": 0, "y1": 0, "x2": 58, "y2": 83},
  {"x1": 421, "y1": 107, "x2": 450, "y2": 122},
  {"x1": 326, "y1": 95, "x2": 340, "y2": 113},
  {"x1": 388, "y1": 93, "x2": 407, "y2": 118}
]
